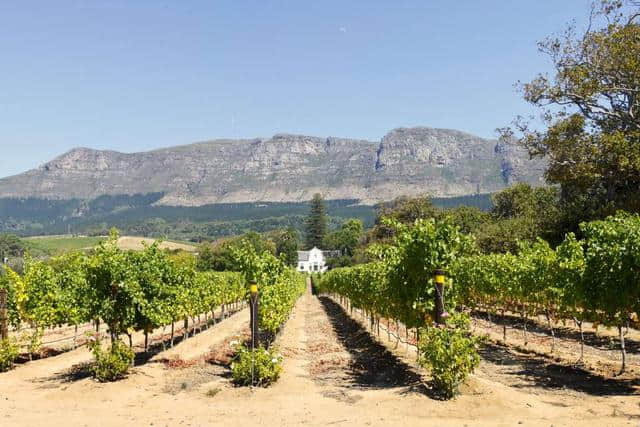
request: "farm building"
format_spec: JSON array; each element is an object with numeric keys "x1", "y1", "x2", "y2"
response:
[{"x1": 296, "y1": 247, "x2": 340, "y2": 273}]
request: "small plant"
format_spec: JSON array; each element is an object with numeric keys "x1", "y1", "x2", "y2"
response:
[
  {"x1": 20, "y1": 328, "x2": 43, "y2": 361},
  {"x1": 205, "y1": 387, "x2": 220, "y2": 397},
  {"x1": 88, "y1": 336, "x2": 135, "y2": 382},
  {"x1": 418, "y1": 313, "x2": 482, "y2": 399},
  {"x1": 0, "y1": 338, "x2": 20, "y2": 372},
  {"x1": 231, "y1": 343, "x2": 282, "y2": 387}
]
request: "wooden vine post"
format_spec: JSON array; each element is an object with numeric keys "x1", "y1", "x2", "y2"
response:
[
  {"x1": 0, "y1": 288, "x2": 8, "y2": 340},
  {"x1": 434, "y1": 269, "x2": 446, "y2": 325},
  {"x1": 249, "y1": 280, "x2": 259, "y2": 349}
]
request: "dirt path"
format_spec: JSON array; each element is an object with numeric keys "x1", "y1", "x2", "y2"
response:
[
  {"x1": 168, "y1": 290, "x2": 640, "y2": 426},
  {"x1": 1, "y1": 289, "x2": 639, "y2": 426},
  {"x1": 116, "y1": 236, "x2": 196, "y2": 252},
  {"x1": 0, "y1": 307, "x2": 250, "y2": 426}
]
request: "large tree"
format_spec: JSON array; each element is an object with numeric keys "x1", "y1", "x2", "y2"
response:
[
  {"x1": 506, "y1": 0, "x2": 640, "y2": 226},
  {"x1": 272, "y1": 227, "x2": 299, "y2": 266},
  {"x1": 196, "y1": 232, "x2": 276, "y2": 272},
  {"x1": 323, "y1": 218, "x2": 363, "y2": 256},
  {"x1": 473, "y1": 184, "x2": 562, "y2": 253},
  {"x1": 304, "y1": 193, "x2": 327, "y2": 249},
  {"x1": 0, "y1": 234, "x2": 25, "y2": 259}
]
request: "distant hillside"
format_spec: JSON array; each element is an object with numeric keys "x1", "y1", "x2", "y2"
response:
[
  {"x1": 0, "y1": 194, "x2": 493, "y2": 240},
  {"x1": 0, "y1": 127, "x2": 545, "y2": 205}
]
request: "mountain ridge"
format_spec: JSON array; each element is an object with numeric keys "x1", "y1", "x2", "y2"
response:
[{"x1": 0, "y1": 127, "x2": 545, "y2": 205}]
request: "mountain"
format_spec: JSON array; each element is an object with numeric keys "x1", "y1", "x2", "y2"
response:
[{"x1": 0, "y1": 127, "x2": 545, "y2": 205}]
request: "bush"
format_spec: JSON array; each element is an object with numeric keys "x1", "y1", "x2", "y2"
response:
[
  {"x1": 89, "y1": 337, "x2": 135, "y2": 382},
  {"x1": 20, "y1": 329, "x2": 43, "y2": 360},
  {"x1": 0, "y1": 338, "x2": 19, "y2": 372},
  {"x1": 418, "y1": 313, "x2": 482, "y2": 399},
  {"x1": 231, "y1": 343, "x2": 282, "y2": 387}
]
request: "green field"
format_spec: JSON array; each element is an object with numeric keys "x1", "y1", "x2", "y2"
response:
[{"x1": 25, "y1": 235, "x2": 106, "y2": 253}]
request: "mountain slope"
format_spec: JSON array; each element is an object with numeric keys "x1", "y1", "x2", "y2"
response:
[{"x1": 0, "y1": 127, "x2": 545, "y2": 205}]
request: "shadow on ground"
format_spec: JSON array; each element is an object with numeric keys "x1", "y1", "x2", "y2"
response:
[
  {"x1": 317, "y1": 296, "x2": 437, "y2": 397},
  {"x1": 134, "y1": 305, "x2": 246, "y2": 366},
  {"x1": 473, "y1": 310, "x2": 640, "y2": 355},
  {"x1": 480, "y1": 342, "x2": 640, "y2": 396},
  {"x1": 34, "y1": 306, "x2": 246, "y2": 387}
]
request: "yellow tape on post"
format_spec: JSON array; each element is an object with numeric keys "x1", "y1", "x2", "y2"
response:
[
  {"x1": 435, "y1": 274, "x2": 445, "y2": 284},
  {"x1": 250, "y1": 284, "x2": 258, "y2": 294}
]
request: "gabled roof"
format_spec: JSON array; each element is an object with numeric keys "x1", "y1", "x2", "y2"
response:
[
  {"x1": 322, "y1": 250, "x2": 342, "y2": 258},
  {"x1": 298, "y1": 247, "x2": 340, "y2": 262}
]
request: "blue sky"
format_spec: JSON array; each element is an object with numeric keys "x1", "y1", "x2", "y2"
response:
[{"x1": 0, "y1": 0, "x2": 592, "y2": 178}]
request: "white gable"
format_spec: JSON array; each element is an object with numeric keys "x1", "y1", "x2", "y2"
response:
[
  {"x1": 308, "y1": 247, "x2": 324, "y2": 261},
  {"x1": 297, "y1": 247, "x2": 328, "y2": 273}
]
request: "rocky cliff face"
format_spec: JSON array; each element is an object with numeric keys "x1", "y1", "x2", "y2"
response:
[{"x1": 0, "y1": 127, "x2": 545, "y2": 205}]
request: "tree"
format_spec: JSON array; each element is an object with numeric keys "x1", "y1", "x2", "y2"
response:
[
  {"x1": 367, "y1": 196, "x2": 440, "y2": 243},
  {"x1": 304, "y1": 193, "x2": 327, "y2": 249},
  {"x1": 470, "y1": 184, "x2": 562, "y2": 253},
  {"x1": 491, "y1": 183, "x2": 558, "y2": 221},
  {"x1": 323, "y1": 218, "x2": 363, "y2": 257},
  {"x1": 197, "y1": 232, "x2": 276, "y2": 272},
  {"x1": 446, "y1": 206, "x2": 491, "y2": 235},
  {"x1": 377, "y1": 196, "x2": 440, "y2": 224},
  {"x1": 506, "y1": 0, "x2": 640, "y2": 225},
  {"x1": 475, "y1": 217, "x2": 538, "y2": 254},
  {"x1": 271, "y1": 227, "x2": 299, "y2": 266},
  {"x1": 0, "y1": 234, "x2": 25, "y2": 260},
  {"x1": 196, "y1": 244, "x2": 215, "y2": 271}
]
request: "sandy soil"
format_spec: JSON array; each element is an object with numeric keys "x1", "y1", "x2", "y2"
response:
[
  {"x1": 1, "y1": 289, "x2": 638, "y2": 426},
  {"x1": 116, "y1": 236, "x2": 196, "y2": 252},
  {"x1": 469, "y1": 310, "x2": 640, "y2": 378}
]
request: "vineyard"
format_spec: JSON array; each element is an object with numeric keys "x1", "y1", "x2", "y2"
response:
[
  {"x1": 0, "y1": 230, "x2": 305, "y2": 378},
  {"x1": 317, "y1": 213, "x2": 640, "y2": 395},
  {"x1": 0, "y1": 217, "x2": 639, "y2": 424}
]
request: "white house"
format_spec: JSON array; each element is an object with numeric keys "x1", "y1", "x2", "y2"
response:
[
  {"x1": 297, "y1": 247, "x2": 341, "y2": 273},
  {"x1": 297, "y1": 247, "x2": 326, "y2": 273}
]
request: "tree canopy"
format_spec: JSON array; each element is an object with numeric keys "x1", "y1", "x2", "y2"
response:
[
  {"x1": 196, "y1": 232, "x2": 276, "y2": 272},
  {"x1": 304, "y1": 193, "x2": 327, "y2": 249},
  {"x1": 323, "y1": 218, "x2": 363, "y2": 257},
  {"x1": 269, "y1": 227, "x2": 299, "y2": 266},
  {"x1": 506, "y1": 0, "x2": 640, "y2": 225},
  {"x1": 0, "y1": 234, "x2": 25, "y2": 259}
]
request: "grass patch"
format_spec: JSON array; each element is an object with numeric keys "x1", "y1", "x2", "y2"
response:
[{"x1": 25, "y1": 235, "x2": 105, "y2": 253}]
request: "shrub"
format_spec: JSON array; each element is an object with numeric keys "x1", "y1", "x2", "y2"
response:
[
  {"x1": 0, "y1": 338, "x2": 19, "y2": 372},
  {"x1": 89, "y1": 337, "x2": 135, "y2": 382},
  {"x1": 20, "y1": 328, "x2": 43, "y2": 360},
  {"x1": 418, "y1": 313, "x2": 482, "y2": 399},
  {"x1": 231, "y1": 343, "x2": 282, "y2": 387}
]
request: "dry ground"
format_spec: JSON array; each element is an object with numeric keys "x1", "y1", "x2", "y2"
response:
[
  {"x1": 116, "y1": 236, "x2": 196, "y2": 252},
  {"x1": 0, "y1": 288, "x2": 639, "y2": 426}
]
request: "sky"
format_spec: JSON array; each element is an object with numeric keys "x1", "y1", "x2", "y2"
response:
[{"x1": 0, "y1": 0, "x2": 593, "y2": 178}]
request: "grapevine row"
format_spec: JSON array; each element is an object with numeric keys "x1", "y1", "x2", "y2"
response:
[
  {"x1": 231, "y1": 240, "x2": 306, "y2": 337},
  {"x1": 1, "y1": 230, "x2": 306, "y2": 375},
  {"x1": 0, "y1": 232, "x2": 246, "y2": 362},
  {"x1": 452, "y1": 213, "x2": 640, "y2": 370},
  {"x1": 318, "y1": 213, "x2": 640, "y2": 374}
]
